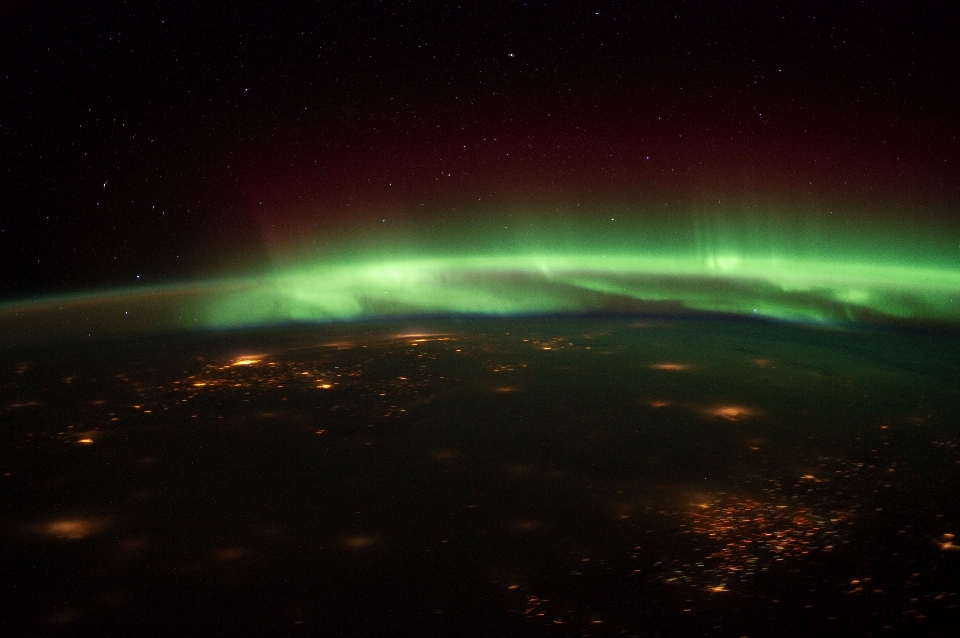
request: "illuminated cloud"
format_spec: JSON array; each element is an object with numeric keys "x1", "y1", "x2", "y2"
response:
[
  {"x1": 703, "y1": 405, "x2": 758, "y2": 421},
  {"x1": 35, "y1": 517, "x2": 111, "y2": 540},
  {"x1": 650, "y1": 363, "x2": 693, "y2": 371}
]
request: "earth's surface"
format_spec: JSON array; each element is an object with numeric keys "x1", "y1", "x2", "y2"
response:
[{"x1": 2, "y1": 316, "x2": 959, "y2": 636}]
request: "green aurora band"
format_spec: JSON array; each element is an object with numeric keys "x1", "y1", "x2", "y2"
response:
[{"x1": 2, "y1": 213, "x2": 958, "y2": 343}]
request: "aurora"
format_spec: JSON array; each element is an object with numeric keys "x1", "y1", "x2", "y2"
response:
[
  {"x1": 2, "y1": 212, "x2": 958, "y2": 345},
  {"x1": 201, "y1": 251, "x2": 959, "y2": 326}
]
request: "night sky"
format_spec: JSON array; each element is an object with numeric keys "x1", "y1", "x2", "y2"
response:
[{"x1": 2, "y1": 1, "x2": 959, "y2": 318}]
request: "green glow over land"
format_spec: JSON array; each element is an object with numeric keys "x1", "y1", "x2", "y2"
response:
[
  {"x1": 2, "y1": 213, "x2": 958, "y2": 343},
  {"x1": 199, "y1": 252, "x2": 959, "y2": 327},
  {"x1": 200, "y1": 211, "x2": 959, "y2": 328}
]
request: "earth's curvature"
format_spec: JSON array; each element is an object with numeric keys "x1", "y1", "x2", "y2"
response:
[{"x1": 2, "y1": 315, "x2": 959, "y2": 635}]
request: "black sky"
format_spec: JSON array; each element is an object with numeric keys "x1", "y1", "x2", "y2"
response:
[{"x1": 3, "y1": 1, "x2": 958, "y2": 301}]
